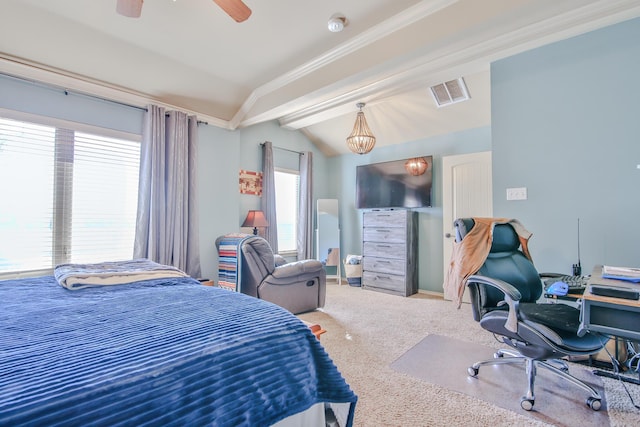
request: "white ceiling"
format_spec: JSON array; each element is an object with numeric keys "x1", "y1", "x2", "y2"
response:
[{"x1": 2, "y1": 0, "x2": 639, "y2": 155}]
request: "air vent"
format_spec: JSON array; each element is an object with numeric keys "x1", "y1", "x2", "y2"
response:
[{"x1": 430, "y1": 77, "x2": 470, "y2": 107}]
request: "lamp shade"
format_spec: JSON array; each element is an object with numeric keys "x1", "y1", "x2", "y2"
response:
[
  {"x1": 242, "y1": 210, "x2": 269, "y2": 235},
  {"x1": 404, "y1": 157, "x2": 428, "y2": 176},
  {"x1": 346, "y1": 103, "x2": 376, "y2": 155}
]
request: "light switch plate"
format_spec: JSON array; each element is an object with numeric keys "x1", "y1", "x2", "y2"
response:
[{"x1": 506, "y1": 187, "x2": 527, "y2": 200}]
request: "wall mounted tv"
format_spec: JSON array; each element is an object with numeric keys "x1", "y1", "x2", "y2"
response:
[{"x1": 356, "y1": 156, "x2": 433, "y2": 209}]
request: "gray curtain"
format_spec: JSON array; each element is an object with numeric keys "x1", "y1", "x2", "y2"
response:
[
  {"x1": 297, "y1": 152, "x2": 313, "y2": 259},
  {"x1": 134, "y1": 105, "x2": 201, "y2": 277},
  {"x1": 261, "y1": 141, "x2": 278, "y2": 252}
]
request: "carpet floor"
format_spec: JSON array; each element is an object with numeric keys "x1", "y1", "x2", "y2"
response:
[{"x1": 298, "y1": 284, "x2": 640, "y2": 427}]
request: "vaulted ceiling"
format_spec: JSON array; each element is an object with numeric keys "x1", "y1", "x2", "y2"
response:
[{"x1": 2, "y1": 0, "x2": 639, "y2": 155}]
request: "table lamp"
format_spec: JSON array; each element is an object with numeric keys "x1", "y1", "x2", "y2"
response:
[{"x1": 242, "y1": 210, "x2": 269, "y2": 235}]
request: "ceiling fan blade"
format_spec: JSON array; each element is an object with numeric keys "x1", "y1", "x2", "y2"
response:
[
  {"x1": 116, "y1": 0, "x2": 143, "y2": 18},
  {"x1": 212, "y1": 0, "x2": 252, "y2": 23}
]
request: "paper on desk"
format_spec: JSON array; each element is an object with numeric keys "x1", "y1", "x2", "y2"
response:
[{"x1": 602, "y1": 265, "x2": 640, "y2": 282}]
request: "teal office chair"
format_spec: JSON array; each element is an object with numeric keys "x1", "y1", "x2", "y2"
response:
[{"x1": 457, "y1": 218, "x2": 607, "y2": 411}]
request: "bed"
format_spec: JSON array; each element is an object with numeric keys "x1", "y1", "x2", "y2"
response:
[{"x1": 0, "y1": 261, "x2": 357, "y2": 426}]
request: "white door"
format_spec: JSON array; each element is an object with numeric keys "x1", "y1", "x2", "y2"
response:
[{"x1": 442, "y1": 151, "x2": 493, "y2": 298}]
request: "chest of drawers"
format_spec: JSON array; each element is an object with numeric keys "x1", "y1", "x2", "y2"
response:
[{"x1": 362, "y1": 210, "x2": 417, "y2": 296}]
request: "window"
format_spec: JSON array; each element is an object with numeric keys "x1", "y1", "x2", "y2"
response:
[
  {"x1": 0, "y1": 116, "x2": 140, "y2": 276},
  {"x1": 274, "y1": 169, "x2": 299, "y2": 253}
]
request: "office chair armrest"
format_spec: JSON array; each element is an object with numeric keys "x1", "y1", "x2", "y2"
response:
[
  {"x1": 539, "y1": 272, "x2": 563, "y2": 278},
  {"x1": 466, "y1": 275, "x2": 522, "y2": 301},
  {"x1": 466, "y1": 275, "x2": 522, "y2": 333}
]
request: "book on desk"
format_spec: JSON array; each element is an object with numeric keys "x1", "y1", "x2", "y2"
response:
[{"x1": 601, "y1": 265, "x2": 640, "y2": 283}]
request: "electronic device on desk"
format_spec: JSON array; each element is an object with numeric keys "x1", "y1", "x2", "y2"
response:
[
  {"x1": 542, "y1": 274, "x2": 588, "y2": 298},
  {"x1": 543, "y1": 219, "x2": 588, "y2": 299},
  {"x1": 590, "y1": 285, "x2": 640, "y2": 300},
  {"x1": 572, "y1": 218, "x2": 582, "y2": 277}
]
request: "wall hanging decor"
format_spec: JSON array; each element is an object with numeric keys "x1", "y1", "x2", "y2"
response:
[{"x1": 239, "y1": 170, "x2": 263, "y2": 195}]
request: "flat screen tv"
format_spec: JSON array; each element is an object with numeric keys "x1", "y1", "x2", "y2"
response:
[{"x1": 356, "y1": 156, "x2": 433, "y2": 209}]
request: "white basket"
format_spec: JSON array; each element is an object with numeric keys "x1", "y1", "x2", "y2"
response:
[{"x1": 343, "y1": 261, "x2": 362, "y2": 278}]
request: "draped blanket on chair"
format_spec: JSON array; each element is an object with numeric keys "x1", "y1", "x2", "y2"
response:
[
  {"x1": 217, "y1": 233, "x2": 253, "y2": 291},
  {"x1": 443, "y1": 217, "x2": 532, "y2": 308}
]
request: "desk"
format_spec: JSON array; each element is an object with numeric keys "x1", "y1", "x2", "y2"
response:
[
  {"x1": 579, "y1": 265, "x2": 640, "y2": 341},
  {"x1": 579, "y1": 265, "x2": 640, "y2": 384}
]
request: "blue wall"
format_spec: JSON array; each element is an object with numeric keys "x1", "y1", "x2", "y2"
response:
[
  {"x1": 491, "y1": 17, "x2": 640, "y2": 275},
  {"x1": 332, "y1": 127, "x2": 491, "y2": 293},
  {"x1": 0, "y1": 75, "x2": 144, "y2": 134},
  {"x1": 200, "y1": 120, "x2": 332, "y2": 279}
]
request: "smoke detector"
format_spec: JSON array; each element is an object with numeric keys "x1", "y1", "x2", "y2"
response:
[{"x1": 328, "y1": 13, "x2": 348, "y2": 32}]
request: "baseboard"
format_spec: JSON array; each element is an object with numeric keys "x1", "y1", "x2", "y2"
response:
[{"x1": 417, "y1": 289, "x2": 444, "y2": 298}]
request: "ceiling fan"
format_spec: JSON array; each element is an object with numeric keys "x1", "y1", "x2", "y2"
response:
[{"x1": 116, "y1": 0, "x2": 252, "y2": 23}]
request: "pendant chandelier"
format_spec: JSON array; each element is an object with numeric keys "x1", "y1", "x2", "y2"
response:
[
  {"x1": 404, "y1": 157, "x2": 428, "y2": 176},
  {"x1": 346, "y1": 102, "x2": 376, "y2": 155}
]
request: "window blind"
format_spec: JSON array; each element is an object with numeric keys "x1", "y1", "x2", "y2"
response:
[
  {"x1": 274, "y1": 170, "x2": 300, "y2": 253},
  {"x1": 70, "y1": 132, "x2": 140, "y2": 263},
  {"x1": 0, "y1": 118, "x2": 56, "y2": 272},
  {"x1": 0, "y1": 116, "x2": 140, "y2": 275}
]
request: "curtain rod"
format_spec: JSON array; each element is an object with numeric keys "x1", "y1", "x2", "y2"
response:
[
  {"x1": 2, "y1": 72, "x2": 147, "y2": 112},
  {"x1": 2, "y1": 71, "x2": 208, "y2": 125},
  {"x1": 260, "y1": 142, "x2": 303, "y2": 155}
]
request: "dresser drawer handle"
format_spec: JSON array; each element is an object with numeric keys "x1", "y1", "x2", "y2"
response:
[
  {"x1": 375, "y1": 275, "x2": 392, "y2": 280},
  {"x1": 375, "y1": 244, "x2": 392, "y2": 248}
]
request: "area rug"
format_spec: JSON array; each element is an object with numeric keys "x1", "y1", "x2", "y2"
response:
[{"x1": 390, "y1": 334, "x2": 609, "y2": 427}]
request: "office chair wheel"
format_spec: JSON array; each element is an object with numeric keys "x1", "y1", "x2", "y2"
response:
[
  {"x1": 520, "y1": 398, "x2": 534, "y2": 411},
  {"x1": 467, "y1": 366, "x2": 479, "y2": 377},
  {"x1": 586, "y1": 397, "x2": 602, "y2": 411}
]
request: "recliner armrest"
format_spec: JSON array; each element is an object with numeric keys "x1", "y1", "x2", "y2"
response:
[
  {"x1": 466, "y1": 274, "x2": 522, "y2": 333},
  {"x1": 272, "y1": 259, "x2": 324, "y2": 279}
]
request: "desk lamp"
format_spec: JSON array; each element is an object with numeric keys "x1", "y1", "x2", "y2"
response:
[{"x1": 242, "y1": 210, "x2": 269, "y2": 235}]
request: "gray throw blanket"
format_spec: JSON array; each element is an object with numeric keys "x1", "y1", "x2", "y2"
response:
[{"x1": 54, "y1": 259, "x2": 188, "y2": 290}]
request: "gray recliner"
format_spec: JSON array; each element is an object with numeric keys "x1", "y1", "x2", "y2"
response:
[{"x1": 216, "y1": 235, "x2": 326, "y2": 314}]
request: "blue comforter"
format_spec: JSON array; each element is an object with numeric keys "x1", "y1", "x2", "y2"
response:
[{"x1": 0, "y1": 276, "x2": 356, "y2": 426}]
